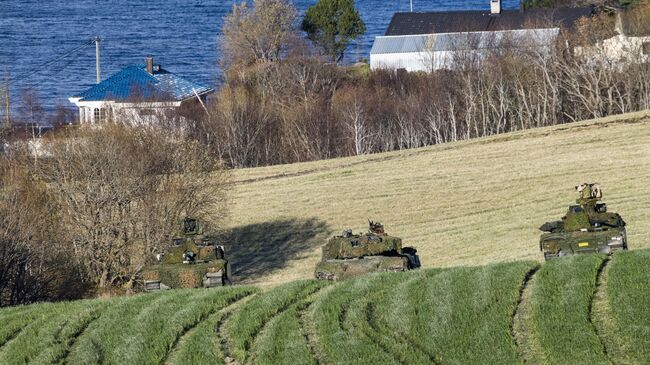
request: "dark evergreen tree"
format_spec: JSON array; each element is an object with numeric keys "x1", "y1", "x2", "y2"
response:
[{"x1": 301, "y1": 0, "x2": 366, "y2": 63}]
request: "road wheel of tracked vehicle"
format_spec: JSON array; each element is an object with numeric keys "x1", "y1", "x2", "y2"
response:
[
  {"x1": 543, "y1": 252, "x2": 558, "y2": 261},
  {"x1": 315, "y1": 271, "x2": 337, "y2": 281}
]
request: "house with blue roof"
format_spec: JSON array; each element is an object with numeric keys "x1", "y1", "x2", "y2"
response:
[{"x1": 69, "y1": 57, "x2": 213, "y2": 125}]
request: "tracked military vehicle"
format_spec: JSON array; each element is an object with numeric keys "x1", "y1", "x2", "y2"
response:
[
  {"x1": 142, "y1": 217, "x2": 230, "y2": 291},
  {"x1": 539, "y1": 183, "x2": 627, "y2": 260},
  {"x1": 315, "y1": 221, "x2": 421, "y2": 281}
]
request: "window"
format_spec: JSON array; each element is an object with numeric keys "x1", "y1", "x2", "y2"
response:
[
  {"x1": 93, "y1": 108, "x2": 104, "y2": 123},
  {"x1": 643, "y1": 42, "x2": 650, "y2": 56}
]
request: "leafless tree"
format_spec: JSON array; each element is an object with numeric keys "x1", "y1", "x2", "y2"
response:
[
  {"x1": 220, "y1": 0, "x2": 298, "y2": 68},
  {"x1": 0, "y1": 152, "x2": 86, "y2": 306},
  {"x1": 32, "y1": 124, "x2": 229, "y2": 290}
]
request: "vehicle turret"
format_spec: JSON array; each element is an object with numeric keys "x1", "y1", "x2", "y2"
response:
[
  {"x1": 315, "y1": 221, "x2": 420, "y2": 281},
  {"x1": 539, "y1": 183, "x2": 627, "y2": 260},
  {"x1": 142, "y1": 217, "x2": 230, "y2": 291}
]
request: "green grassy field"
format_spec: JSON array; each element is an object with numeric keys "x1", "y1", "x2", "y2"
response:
[
  {"x1": 2, "y1": 250, "x2": 650, "y2": 364},
  {"x1": 3, "y1": 111, "x2": 650, "y2": 364},
  {"x1": 225, "y1": 110, "x2": 650, "y2": 285}
]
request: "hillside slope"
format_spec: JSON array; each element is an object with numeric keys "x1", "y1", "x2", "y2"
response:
[
  {"x1": 2, "y1": 251, "x2": 649, "y2": 364},
  {"x1": 227, "y1": 110, "x2": 650, "y2": 284}
]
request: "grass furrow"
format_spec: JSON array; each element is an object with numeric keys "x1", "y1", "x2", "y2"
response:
[
  {"x1": 0, "y1": 299, "x2": 100, "y2": 365},
  {"x1": 0, "y1": 318, "x2": 31, "y2": 349},
  {"x1": 308, "y1": 273, "x2": 403, "y2": 365},
  {"x1": 338, "y1": 270, "x2": 437, "y2": 364},
  {"x1": 166, "y1": 288, "x2": 258, "y2": 365},
  {"x1": 66, "y1": 287, "x2": 253, "y2": 365},
  {"x1": 67, "y1": 292, "x2": 166, "y2": 364},
  {"x1": 363, "y1": 272, "x2": 441, "y2": 365},
  {"x1": 591, "y1": 256, "x2": 635, "y2": 365},
  {"x1": 512, "y1": 269, "x2": 545, "y2": 364},
  {"x1": 378, "y1": 262, "x2": 535, "y2": 365},
  {"x1": 117, "y1": 287, "x2": 253, "y2": 365},
  {"x1": 0, "y1": 304, "x2": 60, "y2": 349},
  {"x1": 246, "y1": 283, "x2": 329, "y2": 365},
  {"x1": 529, "y1": 255, "x2": 609, "y2": 365},
  {"x1": 30, "y1": 302, "x2": 108, "y2": 365},
  {"x1": 223, "y1": 280, "x2": 325, "y2": 363},
  {"x1": 606, "y1": 249, "x2": 650, "y2": 363}
]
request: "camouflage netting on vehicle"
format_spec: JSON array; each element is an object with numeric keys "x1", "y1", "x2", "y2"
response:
[
  {"x1": 161, "y1": 242, "x2": 217, "y2": 264},
  {"x1": 322, "y1": 235, "x2": 403, "y2": 260},
  {"x1": 142, "y1": 261, "x2": 226, "y2": 289},
  {"x1": 315, "y1": 256, "x2": 409, "y2": 281}
]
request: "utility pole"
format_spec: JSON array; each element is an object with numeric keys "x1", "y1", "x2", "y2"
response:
[
  {"x1": 410, "y1": 0, "x2": 413, "y2": 12},
  {"x1": 94, "y1": 36, "x2": 101, "y2": 84},
  {"x1": 2, "y1": 68, "x2": 9, "y2": 128}
]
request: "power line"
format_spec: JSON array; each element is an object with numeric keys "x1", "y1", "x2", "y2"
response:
[{"x1": 8, "y1": 39, "x2": 94, "y2": 86}]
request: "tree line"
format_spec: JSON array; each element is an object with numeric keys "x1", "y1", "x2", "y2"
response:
[{"x1": 193, "y1": 1, "x2": 650, "y2": 168}]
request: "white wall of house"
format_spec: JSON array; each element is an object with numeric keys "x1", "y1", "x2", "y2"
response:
[
  {"x1": 68, "y1": 98, "x2": 183, "y2": 126},
  {"x1": 370, "y1": 29, "x2": 558, "y2": 72},
  {"x1": 575, "y1": 35, "x2": 650, "y2": 63},
  {"x1": 370, "y1": 51, "x2": 454, "y2": 72}
]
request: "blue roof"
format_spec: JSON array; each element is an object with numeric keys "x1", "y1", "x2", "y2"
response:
[{"x1": 73, "y1": 65, "x2": 213, "y2": 102}]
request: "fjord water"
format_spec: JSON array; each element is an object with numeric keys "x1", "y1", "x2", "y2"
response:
[{"x1": 0, "y1": 0, "x2": 519, "y2": 110}]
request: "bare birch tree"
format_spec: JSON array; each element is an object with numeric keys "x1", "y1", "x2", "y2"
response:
[
  {"x1": 32, "y1": 124, "x2": 228, "y2": 290},
  {"x1": 220, "y1": 0, "x2": 298, "y2": 68}
]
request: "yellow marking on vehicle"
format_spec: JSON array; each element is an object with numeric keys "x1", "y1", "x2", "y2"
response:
[{"x1": 578, "y1": 242, "x2": 590, "y2": 247}]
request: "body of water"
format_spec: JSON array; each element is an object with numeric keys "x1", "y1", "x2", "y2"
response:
[{"x1": 0, "y1": 0, "x2": 520, "y2": 111}]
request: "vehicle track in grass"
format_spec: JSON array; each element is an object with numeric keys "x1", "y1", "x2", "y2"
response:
[
  {"x1": 244, "y1": 286, "x2": 324, "y2": 364},
  {"x1": 377, "y1": 271, "x2": 445, "y2": 365},
  {"x1": 356, "y1": 273, "x2": 440, "y2": 365},
  {"x1": 590, "y1": 257, "x2": 615, "y2": 365},
  {"x1": 163, "y1": 291, "x2": 256, "y2": 365},
  {"x1": 216, "y1": 295, "x2": 258, "y2": 365},
  {"x1": 363, "y1": 301, "x2": 437, "y2": 365},
  {"x1": 591, "y1": 255, "x2": 636, "y2": 365},
  {"x1": 51, "y1": 308, "x2": 105, "y2": 365},
  {"x1": 0, "y1": 308, "x2": 40, "y2": 349},
  {"x1": 297, "y1": 285, "x2": 336, "y2": 365},
  {"x1": 297, "y1": 285, "x2": 333, "y2": 365},
  {"x1": 512, "y1": 266, "x2": 541, "y2": 364},
  {"x1": 0, "y1": 327, "x2": 24, "y2": 350},
  {"x1": 246, "y1": 284, "x2": 329, "y2": 365},
  {"x1": 0, "y1": 302, "x2": 96, "y2": 365},
  {"x1": 65, "y1": 292, "x2": 166, "y2": 364},
  {"x1": 343, "y1": 292, "x2": 403, "y2": 365}
]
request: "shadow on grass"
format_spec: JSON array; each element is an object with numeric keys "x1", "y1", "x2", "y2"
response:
[{"x1": 226, "y1": 218, "x2": 330, "y2": 282}]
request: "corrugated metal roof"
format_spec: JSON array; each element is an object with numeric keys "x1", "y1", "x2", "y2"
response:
[
  {"x1": 74, "y1": 65, "x2": 212, "y2": 102},
  {"x1": 385, "y1": 8, "x2": 593, "y2": 36},
  {"x1": 371, "y1": 28, "x2": 559, "y2": 54}
]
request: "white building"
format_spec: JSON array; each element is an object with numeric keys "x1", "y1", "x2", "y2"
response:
[
  {"x1": 370, "y1": 1, "x2": 592, "y2": 72},
  {"x1": 69, "y1": 57, "x2": 213, "y2": 125}
]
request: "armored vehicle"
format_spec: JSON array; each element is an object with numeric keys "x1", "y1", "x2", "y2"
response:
[
  {"x1": 142, "y1": 217, "x2": 230, "y2": 291},
  {"x1": 539, "y1": 183, "x2": 627, "y2": 260},
  {"x1": 315, "y1": 221, "x2": 421, "y2": 281}
]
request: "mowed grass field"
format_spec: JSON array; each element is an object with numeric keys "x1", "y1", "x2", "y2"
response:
[
  {"x1": 227, "y1": 110, "x2": 650, "y2": 284},
  {"x1": 2, "y1": 250, "x2": 650, "y2": 364}
]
